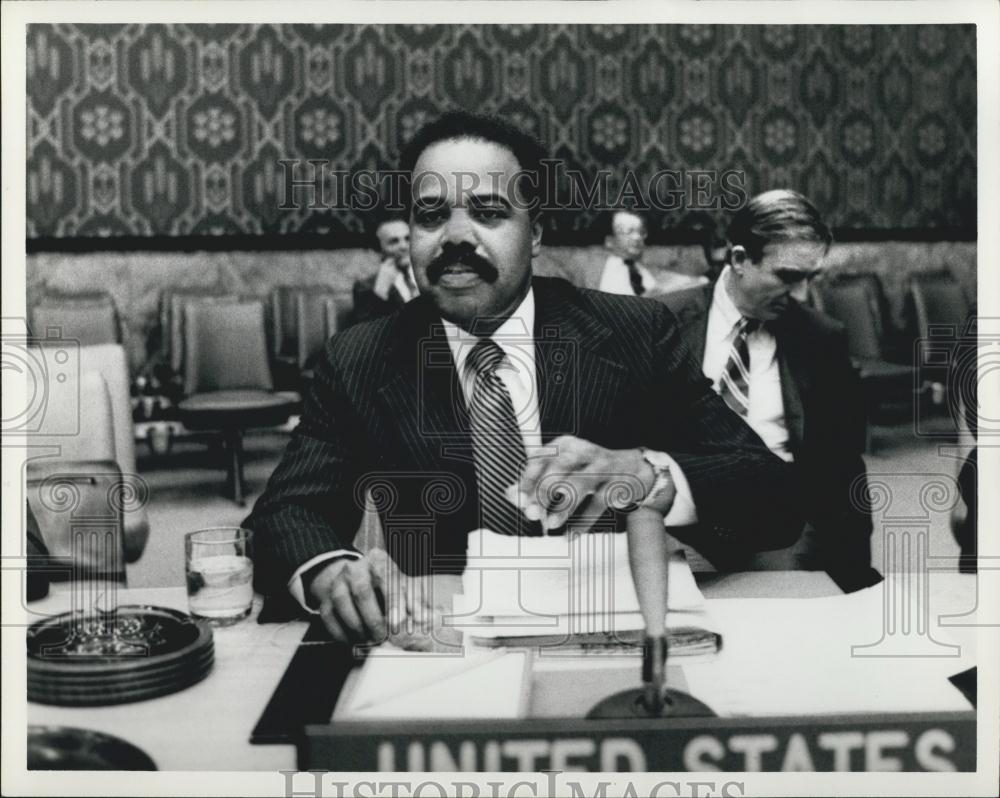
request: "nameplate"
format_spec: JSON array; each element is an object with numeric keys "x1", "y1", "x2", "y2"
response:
[{"x1": 300, "y1": 712, "x2": 974, "y2": 772}]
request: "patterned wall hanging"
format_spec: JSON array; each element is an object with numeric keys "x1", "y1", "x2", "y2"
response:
[{"x1": 26, "y1": 23, "x2": 976, "y2": 242}]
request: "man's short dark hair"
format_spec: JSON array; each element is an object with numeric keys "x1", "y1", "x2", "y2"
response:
[
  {"x1": 726, "y1": 189, "x2": 833, "y2": 263},
  {"x1": 398, "y1": 110, "x2": 548, "y2": 216},
  {"x1": 368, "y1": 211, "x2": 408, "y2": 253}
]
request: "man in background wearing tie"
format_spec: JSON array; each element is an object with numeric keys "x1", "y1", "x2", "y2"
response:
[
  {"x1": 598, "y1": 209, "x2": 657, "y2": 297},
  {"x1": 661, "y1": 189, "x2": 880, "y2": 591},
  {"x1": 244, "y1": 113, "x2": 803, "y2": 645},
  {"x1": 351, "y1": 214, "x2": 419, "y2": 324}
]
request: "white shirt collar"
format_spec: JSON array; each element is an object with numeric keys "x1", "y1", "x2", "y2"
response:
[
  {"x1": 712, "y1": 265, "x2": 746, "y2": 335},
  {"x1": 442, "y1": 287, "x2": 536, "y2": 381}
]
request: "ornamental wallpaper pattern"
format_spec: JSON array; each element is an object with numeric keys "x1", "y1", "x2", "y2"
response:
[{"x1": 26, "y1": 23, "x2": 976, "y2": 241}]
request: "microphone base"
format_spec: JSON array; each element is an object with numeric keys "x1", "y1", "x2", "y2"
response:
[{"x1": 586, "y1": 687, "x2": 716, "y2": 719}]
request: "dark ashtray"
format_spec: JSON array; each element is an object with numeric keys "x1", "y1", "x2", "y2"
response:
[{"x1": 28, "y1": 725, "x2": 156, "y2": 770}]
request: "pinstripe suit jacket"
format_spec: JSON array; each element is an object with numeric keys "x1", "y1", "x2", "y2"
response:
[{"x1": 244, "y1": 276, "x2": 802, "y2": 599}]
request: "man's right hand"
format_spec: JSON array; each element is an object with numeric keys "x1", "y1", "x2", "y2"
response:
[
  {"x1": 372, "y1": 258, "x2": 399, "y2": 301},
  {"x1": 307, "y1": 549, "x2": 432, "y2": 646}
]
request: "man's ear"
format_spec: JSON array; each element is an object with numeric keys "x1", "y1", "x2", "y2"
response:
[
  {"x1": 730, "y1": 245, "x2": 748, "y2": 273},
  {"x1": 531, "y1": 217, "x2": 544, "y2": 257}
]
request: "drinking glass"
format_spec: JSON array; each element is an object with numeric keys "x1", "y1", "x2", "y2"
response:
[{"x1": 184, "y1": 527, "x2": 253, "y2": 625}]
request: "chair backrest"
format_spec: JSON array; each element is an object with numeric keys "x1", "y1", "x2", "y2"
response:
[
  {"x1": 271, "y1": 285, "x2": 299, "y2": 359},
  {"x1": 79, "y1": 344, "x2": 149, "y2": 563},
  {"x1": 183, "y1": 299, "x2": 274, "y2": 395},
  {"x1": 274, "y1": 285, "x2": 340, "y2": 362},
  {"x1": 26, "y1": 459, "x2": 127, "y2": 582},
  {"x1": 159, "y1": 288, "x2": 239, "y2": 374},
  {"x1": 295, "y1": 289, "x2": 343, "y2": 370},
  {"x1": 817, "y1": 274, "x2": 887, "y2": 361},
  {"x1": 31, "y1": 292, "x2": 120, "y2": 347},
  {"x1": 323, "y1": 295, "x2": 353, "y2": 339},
  {"x1": 27, "y1": 364, "x2": 117, "y2": 462},
  {"x1": 910, "y1": 271, "x2": 971, "y2": 338}
]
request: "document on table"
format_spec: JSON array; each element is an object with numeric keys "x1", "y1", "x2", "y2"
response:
[
  {"x1": 335, "y1": 645, "x2": 531, "y2": 720},
  {"x1": 451, "y1": 529, "x2": 720, "y2": 653},
  {"x1": 682, "y1": 578, "x2": 977, "y2": 717}
]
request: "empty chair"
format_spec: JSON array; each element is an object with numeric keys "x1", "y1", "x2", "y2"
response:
[
  {"x1": 323, "y1": 295, "x2": 353, "y2": 343},
  {"x1": 296, "y1": 290, "x2": 350, "y2": 378},
  {"x1": 27, "y1": 460, "x2": 128, "y2": 582},
  {"x1": 158, "y1": 287, "x2": 240, "y2": 380},
  {"x1": 79, "y1": 344, "x2": 151, "y2": 562},
  {"x1": 271, "y1": 285, "x2": 340, "y2": 389},
  {"x1": 24, "y1": 365, "x2": 127, "y2": 581},
  {"x1": 270, "y1": 285, "x2": 302, "y2": 365},
  {"x1": 176, "y1": 299, "x2": 298, "y2": 506},
  {"x1": 31, "y1": 292, "x2": 121, "y2": 347},
  {"x1": 910, "y1": 271, "x2": 973, "y2": 392},
  {"x1": 910, "y1": 271, "x2": 971, "y2": 335},
  {"x1": 815, "y1": 273, "x2": 914, "y2": 428}
]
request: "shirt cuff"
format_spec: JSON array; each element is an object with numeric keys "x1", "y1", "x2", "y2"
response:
[
  {"x1": 287, "y1": 550, "x2": 363, "y2": 614},
  {"x1": 658, "y1": 452, "x2": 699, "y2": 526}
]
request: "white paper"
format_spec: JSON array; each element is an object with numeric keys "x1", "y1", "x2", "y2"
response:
[
  {"x1": 452, "y1": 530, "x2": 716, "y2": 644},
  {"x1": 683, "y1": 578, "x2": 976, "y2": 717},
  {"x1": 336, "y1": 645, "x2": 529, "y2": 720}
]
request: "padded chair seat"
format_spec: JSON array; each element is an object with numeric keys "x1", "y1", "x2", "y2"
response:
[{"x1": 178, "y1": 390, "x2": 297, "y2": 430}]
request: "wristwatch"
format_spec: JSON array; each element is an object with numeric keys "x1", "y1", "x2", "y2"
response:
[{"x1": 639, "y1": 447, "x2": 674, "y2": 508}]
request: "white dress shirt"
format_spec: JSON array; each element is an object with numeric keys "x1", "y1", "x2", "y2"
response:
[
  {"x1": 598, "y1": 254, "x2": 657, "y2": 296},
  {"x1": 703, "y1": 267, "x2": 793, "y2": 463},
  {"x1": 288, "y1": 287, "x2": 697, "y2": 612}
]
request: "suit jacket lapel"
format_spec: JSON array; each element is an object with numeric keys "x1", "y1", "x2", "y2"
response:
[
  {"x1": 672, "y1": 284, "x2": 713, "y2": 366},
  {"x1": 770, "y1": 307, "x2": 808, "y2": 453},
  {"x1": 533, "y1": 279, "x2": 628, "y2": 442},
  {"x1": 376, "y1": 298, "x2": 473, "y2": 469}
]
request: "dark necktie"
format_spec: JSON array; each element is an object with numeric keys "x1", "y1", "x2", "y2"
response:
[
  {"x1": 624, "y1": 259, "x2": 645, "y2": 296},
  {"x1": 718, "y1": 317, "x2": 759, "y2": 416},
  {"x1": 465, "y1": 338, "x2": 532, "y2": 535},
  {"x1": 397, "y1": 264, "x2": 417, "y2": 300}
]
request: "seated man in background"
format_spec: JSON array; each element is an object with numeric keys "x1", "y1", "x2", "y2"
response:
[
  {"x1": 596, "y1": 209, "x2": 708, "y2": 298},
  {"x1": 351, "y1": 214, "x2": 419, "y2": 324},
  {"x1": 244, "y1": 111, "x2": 804, "y2": 645},
  {"x1": 598, "y1": 209, "x2": 658, "y2": 296},
  {"x1": 660, "y1": 189, "x2": 880, "y2": 592}
]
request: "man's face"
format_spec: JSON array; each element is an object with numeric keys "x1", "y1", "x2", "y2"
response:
[
  {"x1": 375, "y1": 220, "x2": 410, "y2": 267},
  {"x1": 409, "y1": 137, "x2": 541, "y2": 332},
  {"x1": 606, "y1": 211, "x2": 647, "y2": 260},
  {"x1": 730, "y1": 240, "x2": 826, "y2": 321}
]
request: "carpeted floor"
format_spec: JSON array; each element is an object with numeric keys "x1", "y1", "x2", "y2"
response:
[{"x1": 127, "y1": 412, "x2": 973, "y2": 588}]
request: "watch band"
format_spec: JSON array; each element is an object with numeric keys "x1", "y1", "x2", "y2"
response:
[{"x1": 639, "y1": 447, "x2": 673, "y2": 508}]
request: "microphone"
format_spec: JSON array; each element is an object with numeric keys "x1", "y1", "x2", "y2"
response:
[{"x1": 587, "y1": 507, "x2": 715, "y2": 719}]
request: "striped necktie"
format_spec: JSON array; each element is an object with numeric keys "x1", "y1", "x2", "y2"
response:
[
  {"x1": 718, "y1": 316, "x2": 759, "y2": 417},
  {"x1": 624, "y1": 259, "x2": 646, "y2": 296},
  {"x1": 465, "y1": 338, "x2": 534, "y2": 535}
]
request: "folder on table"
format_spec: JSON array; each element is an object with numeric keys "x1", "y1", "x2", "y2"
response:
[{"x1": 335, "y1": 646, "x2": 532, "y2": 720}]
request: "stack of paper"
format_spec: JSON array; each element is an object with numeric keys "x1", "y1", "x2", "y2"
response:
[{"x1": 450, "y1": 530, "x2": 721, "y2": 653}]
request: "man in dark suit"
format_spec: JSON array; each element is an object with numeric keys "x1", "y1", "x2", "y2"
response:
[
  {"x1": 659, "y1": 190, "x2": 880, "y2": 591},
  {"x1": 244, "y1": 112, "x2": 802, "y2": 644},
  {"x1": 351, "y1": 214, "x2": 419, "y2": 324}
]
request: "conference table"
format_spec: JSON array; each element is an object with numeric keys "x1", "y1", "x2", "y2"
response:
[{"x1": 25, "y1": 570, "x2": 979, "y2": 772}]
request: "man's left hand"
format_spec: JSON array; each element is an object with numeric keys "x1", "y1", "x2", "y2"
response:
[{"x1": 512, "y1": 435, "x2": 676, "y2": 531}]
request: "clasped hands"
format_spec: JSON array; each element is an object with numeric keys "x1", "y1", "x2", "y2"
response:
[{"x1": 309, "y1": 436, "x2": 676, "y2": 646}]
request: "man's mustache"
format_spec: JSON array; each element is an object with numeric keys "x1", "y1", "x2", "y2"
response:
[{"x1": 426, "y1": 245, "x2": 498, "y2": 283}]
